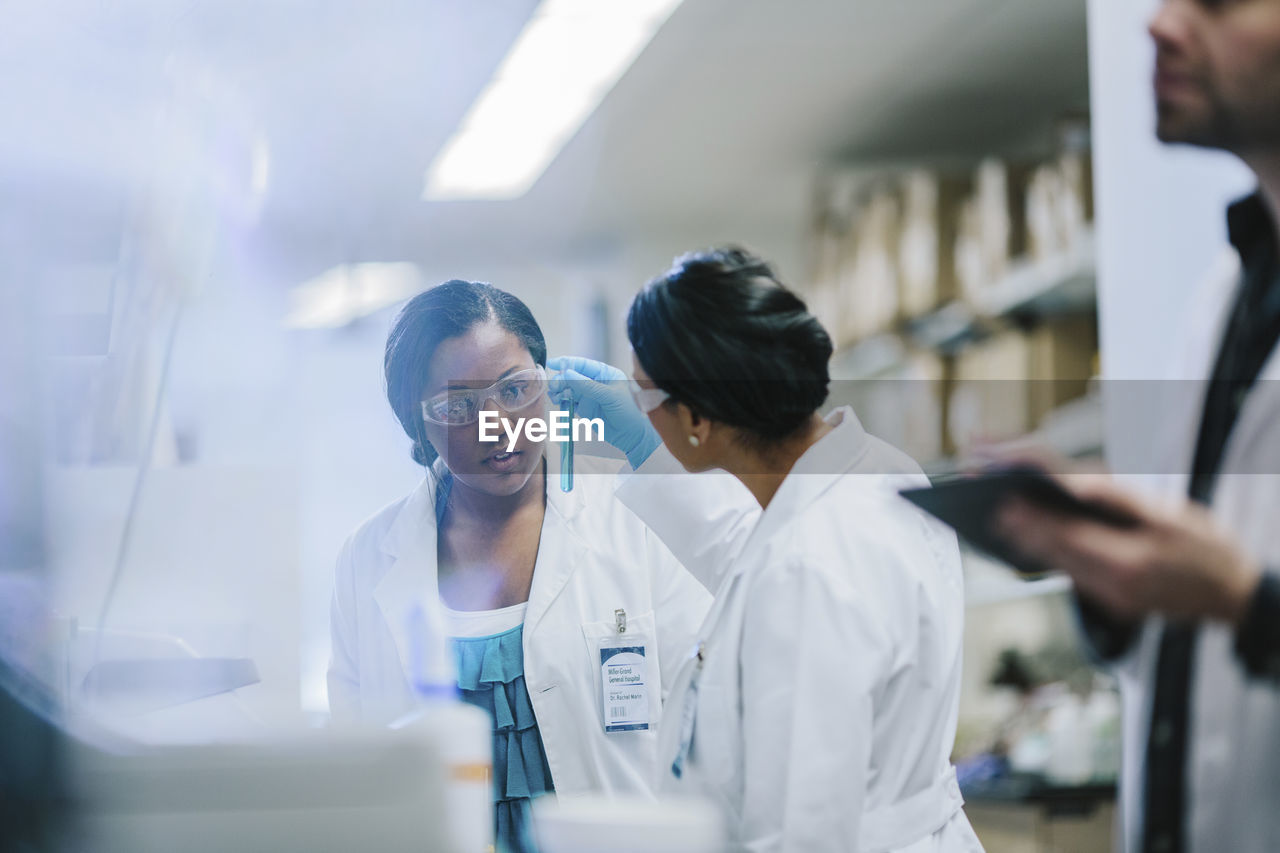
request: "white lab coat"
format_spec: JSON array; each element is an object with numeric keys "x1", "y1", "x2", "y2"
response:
[
  {"x1": 617, "y1": 407, "x2": 984, "y2": 853},
  {"x1": 327, "y1": 448, "x2": 712, "y2": 799},
  {"x1": 1102, "y1": 251, "x2": 1280, "y2": 853}
]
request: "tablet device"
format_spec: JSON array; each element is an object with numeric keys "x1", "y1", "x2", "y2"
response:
[{"x1": 899, "y1": 466, "x2": 1138, "y2": 576}]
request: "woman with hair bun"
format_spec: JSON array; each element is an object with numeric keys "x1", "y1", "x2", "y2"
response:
[
  {"x1": 327, "y1": 280, "x2": 710, "y2": 853},
  {"x1": 556, "y1": 248, "x2": 982, "y2": 852}
]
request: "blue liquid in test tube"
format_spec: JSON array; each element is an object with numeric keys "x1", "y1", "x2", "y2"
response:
[{"x1": 560, "y1": 392, "x2": 574, "y2": 492}]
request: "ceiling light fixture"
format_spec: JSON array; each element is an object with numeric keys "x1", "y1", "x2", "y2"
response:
[
  {"x1": 284, "y1": 263, "x2": 423, "y2": 330},
  {"x1": 423, "y1": 0, "x2": 684, "y2": 201}
]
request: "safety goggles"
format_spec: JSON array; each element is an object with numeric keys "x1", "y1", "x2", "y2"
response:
[
  {"x1": 421, "y1": 366, "x2": 548, "y2": 426},
  {"x1": 628, "y1": 376, "x2": 670, "y2": 414}
]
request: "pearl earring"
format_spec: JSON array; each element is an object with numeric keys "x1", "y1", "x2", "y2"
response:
[{"x1": 688, "y1": 435, "x2": 700, "y2": 447}]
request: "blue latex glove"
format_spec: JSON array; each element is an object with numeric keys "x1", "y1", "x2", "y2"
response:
[{"x1": 547, "y1": 356, "x2": 661, "y2": 469}]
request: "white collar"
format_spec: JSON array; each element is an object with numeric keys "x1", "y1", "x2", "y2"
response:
[{"x1": 730, "y1": 406, "x2": 874, "y2": 562}]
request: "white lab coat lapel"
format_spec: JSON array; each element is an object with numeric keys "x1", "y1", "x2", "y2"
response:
[
  {"x1": 525, "y1": 449, "x2": 587, "y2": 638},
  {"x1": 1143, "y1": 250, "x2": 1242, "y2": 497},
  {"x1": 1221, "y1": 345, "x2": 1280, "y2": 474},
  {"x1": 372, "y1": 466, "x2": 447, "y2": 683},
  {"x1": 1179, "y1": 250, "x2": 1241, "y2": 381},
  {"x1": 1155, "y1": 249, "x2": 1279, "y2": 497}
]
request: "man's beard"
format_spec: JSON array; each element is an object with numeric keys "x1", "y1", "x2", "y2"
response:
[{"x1": 1157, "y1": 81, "x2": 1280, "y2": 153}]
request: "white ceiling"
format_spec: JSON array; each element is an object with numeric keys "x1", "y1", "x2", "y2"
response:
[{"x1": 2, "y1": 0, "x2": 1088, "y2": 282}]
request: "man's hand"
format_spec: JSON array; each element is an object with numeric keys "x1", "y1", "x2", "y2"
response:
[{"x1": 994, "y1": 469, "x2": 1262, "y2": 625}]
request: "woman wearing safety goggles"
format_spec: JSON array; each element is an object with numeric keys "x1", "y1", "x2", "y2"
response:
[{"x1": 326, "y1": 279, "x2": 710, "y2": 853}]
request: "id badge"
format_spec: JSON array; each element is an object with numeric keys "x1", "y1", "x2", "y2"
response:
[{"x1": 598, "y1": 610, "x2": 650, "y2": 733}]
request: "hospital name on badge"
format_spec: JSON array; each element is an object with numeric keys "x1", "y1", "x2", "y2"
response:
[{"x1": 599, "y1": 644, "x2": 649, "y2": 733}]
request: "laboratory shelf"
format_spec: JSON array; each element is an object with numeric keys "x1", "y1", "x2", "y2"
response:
[
  {"x1": 903, "y1": 301, "x2": 991, "y2": 355},
  {"x1": 969, "y1": 229, "x2": 1097, "y2": 320},
  {"x1": 919, "y1": 391, "x2": 1105, "y2": 482},
  {"x1": 829, "y1": 227, "x2": 1098, "y2": 375},
  {"x1": 827, "y1": 332, "x2": 908, "y2": 381}
]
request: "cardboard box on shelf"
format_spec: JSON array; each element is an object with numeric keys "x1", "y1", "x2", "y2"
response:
[
  {"x1": 944, "y1": 315, "x2": 1099, "y2": 454},
  {"x1": 1026, "y1": 165, "x2": 1065, "y2": 261},
  {"x1": 805, "y1": 209, "x2": 847, "y2": 344},
  {"x1": 838, "y1": 185, "x2": 902, "y2": 343},
  {"x1": 954, "y1": 196, "x2": 983, "y2": 312},
  {"x1": 1028, "y1": 313, "x2": 1098, "y2": 425},
  {"x1": 946, "y1": 331, "x2": 1036, "y2": 452},
  {"x1": 1059, "y1": 148, "x2": 1094, "y2": 233},
  {"x1": 1025, "y1": 149, "x2": 1094, "y2": 261},
  {"x1": 898, "y1": 170, "x2": 971, "y2": 317},
  {"x1": 955, "y1": 159, "x2": 1034, "y2": 305},
  {"x1": 1058, "y1": 119, "x2": 1095, "y2": 226},
  {"x1": 831, "y1": 350, "x2": 948, "y2": 464}
]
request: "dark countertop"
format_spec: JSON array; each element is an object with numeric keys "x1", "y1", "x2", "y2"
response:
[{"x1": 962, "y1": 774, "x2": 1117, "y2": 817}]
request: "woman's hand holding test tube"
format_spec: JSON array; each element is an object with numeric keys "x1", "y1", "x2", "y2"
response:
[{"x1": 547, "y1": 356, "x2": 661, "y2": 470}]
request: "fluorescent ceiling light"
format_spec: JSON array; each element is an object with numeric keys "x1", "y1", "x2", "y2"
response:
[
  {"x1": 285, "y1": 263, "x2": 423, "y2": 330},
  {"x1": 423, "y1": 0, "x2": 684, "y2": 201}
]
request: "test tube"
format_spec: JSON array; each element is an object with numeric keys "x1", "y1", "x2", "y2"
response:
[{"x1": 560, "y1": 392, "x2": 574, "y2": 492}]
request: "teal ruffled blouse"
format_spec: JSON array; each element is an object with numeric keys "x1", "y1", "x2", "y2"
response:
[
  {"x1": 438, "y1": 472, "x2": 553, "y2": 853},
  {"x1": 453, "y1": 626, "x2": 554, "y2": 853}
]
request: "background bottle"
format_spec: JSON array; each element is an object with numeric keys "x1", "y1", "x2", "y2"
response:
[{"x1": 391, "y1": 605, "x2": 493, "y2": 853}]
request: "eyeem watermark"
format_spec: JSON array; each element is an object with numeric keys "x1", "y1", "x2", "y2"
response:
[{"x1": 478, "y1": 410, "x2": 604, "y2": 452}]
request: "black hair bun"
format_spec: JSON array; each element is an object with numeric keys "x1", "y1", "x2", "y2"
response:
[{"x1": 627, "y1": 246, "x2": 832, "y2": 443}]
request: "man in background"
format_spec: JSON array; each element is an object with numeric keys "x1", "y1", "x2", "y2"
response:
[{"x1": 996, "y1": 1, "x2": 1280, "y2": 852}]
